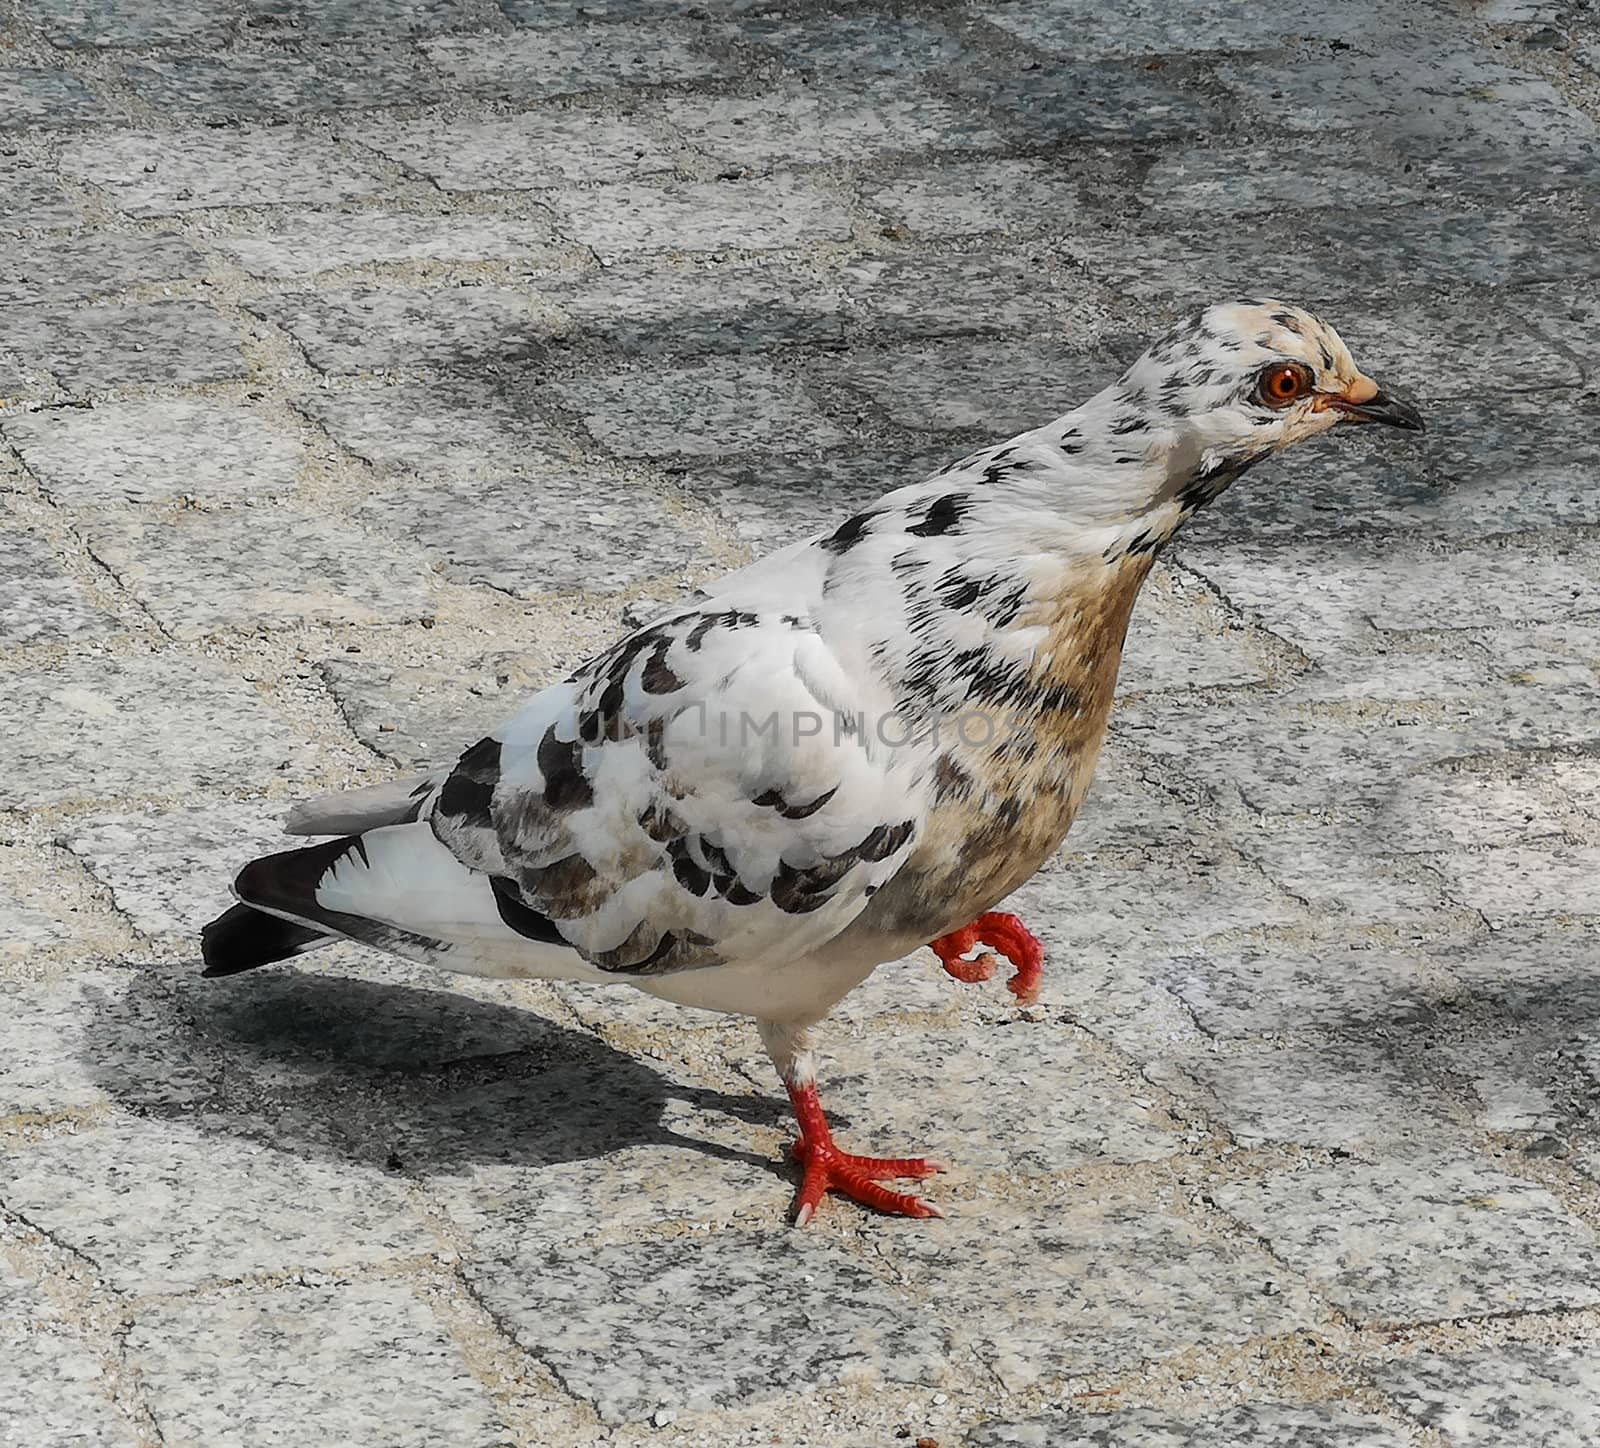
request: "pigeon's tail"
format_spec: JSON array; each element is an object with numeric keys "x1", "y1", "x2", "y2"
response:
[{"x1": 200, "y1": 902, "x2": 330, "y2": 977}]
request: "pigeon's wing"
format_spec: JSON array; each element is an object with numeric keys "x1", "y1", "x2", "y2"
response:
[{"x1": 423, "y1": 600, "x2": 930, "y2": 977}]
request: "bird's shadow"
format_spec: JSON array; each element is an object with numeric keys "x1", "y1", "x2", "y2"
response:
[{"x1": 81, "y1": 958, "x2": 791, "y2": 1182}]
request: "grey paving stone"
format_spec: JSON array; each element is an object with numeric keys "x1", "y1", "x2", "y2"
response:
[
  {"x1": 0, "y1": 1260, "x2": 135, "y2": 1448},
  {"x1": 545, "y1": 357, "x2": 846, "y2": 457},
  {"x1": 120, "y1": 46, "x2": 444, "y2": 124},
  {"x1": 1157, "y1": 1040, "x2": 1464, "y2": 1150},
  {"x1": 1143, "y1": 141, "x2": 1430, "y2": 216},
  {"x1": 294, "y1": 378, "x2": 567, "y2": 475},
  {"x1": 357, "y1": 111, "x2": 674, "y2": 191},
  {"x1": 860, "y1": 158, "x2": 1086, "y2": 239},
  {"x1": 79, "y1": 504, "x2": 433, "y2": 639},
  {"x1": 127, "y1": 1280, "x2": 511, "y2": 1448},
  {"x1": 1186, "y1": 399, "x2": 1600, "y2": 545},
  {"x1": 23, "y1": 0, "x2": 231, "y2": 46},
  {"x1": 966, "y1": 1403, "x2": 1410, "y2": 1447},
  {"x1": 356, "y1": 467, "x2": 700, "y2": 596},
  {"x1": 210, "y1": 210, "x2": 564, "y2": 278},
  {"x1": 980, "y1": 0, "x2": 1414, "y2": 58},
  {"x1": 1178, "y1": 540, "x2": 1600, "y2": 657},
  {"x1": 883, "y1": 1205, "x2": 1320, "y2": 1390},
  {"x1": 1052, "y1": 739, "x2": 1201, "y2": 854},
  {"x1": 1435, "y1": 845, "x2": 1600, "y2": 925},
  {"x1": 4, "y1": 299, "x2": 247, "y2": 389},
  {"x1": 1, "y1": 651, "x2": 310, "y2": 809},
  {"x1": 1372, "y1": 1343, "x2": 1600, "y2": 1445},
  {"x1": 1236, "y1": 823, "x2": 1462, "y2": 926},
  {"x1": 0, "y1": 229, "x2": 202, "y2": 305},
  {"x1": 60, "y1": 128, "x2": 391, "y2": 215},
  {"x1": 0, "y1": 352, "x2": 31, "y2": 398},
  {"x1": 0, "y1": 966, "x2": 219, "y2": 1114},
  {"x1": 425, "y1": 22, "x2": 732, "y2": 95},
  {"x1": 820, "y1": 1020, "x2": 1180, "y2": 1173},
  {"x1": 810, "y1": 338, "x2": 1126, "y2": 435},
  {"x1": 553, "y1": 176, "x2": 855, "y2": 262},
  {"x1": 0, "y1": 840, "x2": 126, "y2": 966},
  {"x1": 953, "y1": 58, "x2": 1227, "y2": 143},
  {"x1": 1217, "y1": 48, "x2": 1597, "y2": 154},
  {"x1": 3, "y1": 396, "x2": 305, "y2": 505},
  {"x1": 1117, "y1": 565, "x2": 1275, "y2": 693},
  {"x1": 316, "y1": 652, "x2": 546, "y2": 767},
  {"x1": 267, "y1": 0, "x2": 488, "y2": 38},
  {"x1": 545, "y1": 257, "x2": 847, "y2": 353},
  {"x1": 0, "y1": 525, "x2": 111, "y2": 645},
  {"x1": 837, "y1": 249, "x2": 1069, "y2": 339},
  {"x1": 743, "y1": 13, "x2": 968, "y2": 73},
  {"x1": 496, "y1": 0, "x2": 760, "y2": 19},
  {"x1": 1160, "y1": 941, "x2": 1454, "y2": 1039},
  {"x1": 0, "y1": 67, "x2": 113, "y2": 129},
  {"x1": 121, "y1": 45, "x2": 446, "y2": 122},
  {"x1": 0, "y1": 156, "x2": 84, "y2": 232},
  {"x1": 662, "y1": 83, "x2": 1003, "y2": 168},
  {"x1": 250, "y1": 284, "x2": 552, "y2": 375},
  {"x1": 0, "y1": 1118, "x2": 432, "y2": 1293},
  {"x1": 465, "y1": 1229, "x2": 945, "y2": 1424},
  {"x1": 1214, "y1": 1156, "x2": 1600, "y2": 1324},
  {"x1": 57, "y1": 801, "x2": 296, "y2": 944}
]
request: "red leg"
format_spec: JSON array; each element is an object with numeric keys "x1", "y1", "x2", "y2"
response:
[
  {"x1": 928, "y1": 911, "x2": 1045, "y2": 1005},
  {"x1": 785, "y1": 1080, "x2": 943, "y2": 1227}
]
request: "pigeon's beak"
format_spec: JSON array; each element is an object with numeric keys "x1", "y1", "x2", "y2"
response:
[{"x1": 1317, "y1": 374, "x2": 1426, "y2": 432}]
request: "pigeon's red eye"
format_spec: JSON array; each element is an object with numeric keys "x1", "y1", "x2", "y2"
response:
[{"x1": 1256, "y1": 362, "x2": 1312, "y2": 408}]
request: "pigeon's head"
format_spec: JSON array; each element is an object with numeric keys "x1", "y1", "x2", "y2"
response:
[{"x1": 1120, "y1": 296, "x2": 1420, "y2": 476}]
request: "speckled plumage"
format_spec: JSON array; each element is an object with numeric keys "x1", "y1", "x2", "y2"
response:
[{"x1": 202, "y1": 299, "x2": 1424, "y2": 1222}]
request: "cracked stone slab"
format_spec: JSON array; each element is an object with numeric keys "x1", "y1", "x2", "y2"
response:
[
  {"x1": 0, "y1": 66, "x2": 114, "y2": 129},
  {"x1": 4, "y1": 300, "x2": 248, "y2": 390},
  {"x1": 0, "y1": 1260, "x2": 136, "y2": 1447},
  {"x1": 1143, "y1": 141, "x2": 1429, "y2": 216},
  {"x1": 1118, "y1": 565, "x2": 1278, "y2": 693},
  {"x1": 553, "y1": 176, "x2": 856, "y2": 262},
  {"x1": 2, "y1": 396, "x2": 305, "y2": 505},
  {"x1": 210, "y1": 211, "x2": 566, "y2": 279},
  {"x1": 0, "y1": 1118, "x2": 433, "y2": 1294},
  {"x1": 1370, "y1": 1343, "x2": 1600, "y2": 1445},
  {"x1": 544, "y1": 258, "x2": 848, "y2": 353},
  {"x1": 250, "y1": 284, "x2": 553, "y2": 375},
  {"x1": 743, "y1": 13, "x2": 969, "y2": 73},
  {"x1": 0, "y1": 840, "x2": 127, "y2": 967},
  {"x1": 860, "y1": 158, "x2": 1086, "y2": 239},
  {"x1": 2, "y1": 651, "x2": 311, "y2": 809},
  {"x1": 23, "y1": 0, "x2": 235, "y2": 46},
  {"x1": 819, "y1": 1020, "x2": 1181, "y2": 1174},
  {"x1": 837, "y1": 250, "x2": 1070, "y2": 339},
  {"x1": 127, "y1": 1280, "x2": 511, "y2": 1448},
  {"x1": 295, "y1": 379, "x2": 569, "y2": 476},
  {"x1": 811, "y1": 338, "x2": 1127, "y2": 435},
  {"x1": 0, "y1": 524, "x2": 112, "y2": 645},
  {"x1": 0, "y1": 230, "x2": 202, "y2": 306},
  {"x1": 1434, "y1": 845, "x2": 1600, "y2": 925},
  {"x1": 121, "y1": 45, "x2": 447, "y2": 122},
  {"x1": 1151, "y1": 1039, "x2": 1466, "y2": 1151},
  {"x1": 881, "y1": 1204, "x2": 1322, "y2": 1390},
  {"x1": 60, "y1": 127, "x2": 392, "y2": 215},
  {"x1": 425, "y1": 21, "x2": 733, "y2": 95},
  {"x1": 1214, "y1": 1155, "x2": 1600, "y2": 1324},
  {"x1": 662, "y1": 83, "x2": 1002, "y2": 168},
  {"x1": 967, "y1": 1403, "x2": 1410, "y2": 1447},
  {"x1": 1178, "y1": 540, "x2": 1600, "y2": 656},
  {"x1": 0, "y1": 966, "x2": 218, "y2": 1115},
  {"x1": 465, "y1": 1229, "x2": 946, "y2": 1424},
  {"x1": 1159, "y1": 941, "x2": 1457, "y2": 1039},
  {"x1": 545, "y1": 358, "x2": 845, "y2": 457},
  {"x1": 357, "y1": 111, "x2": 674, "y2": 191},
  {"x1": 57, "y1": 800, "x2": 296, "y2": 946},
  {"x1": 355, "y1": 468, "x2": 701, "y2": 596},
  {"x1": 79, "y1": 504, "x2": 433, "y2": 639}
]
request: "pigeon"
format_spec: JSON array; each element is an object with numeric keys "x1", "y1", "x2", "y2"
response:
[{"x1": 202, "y1": 299, "x2": 1424, "y2": 1224}]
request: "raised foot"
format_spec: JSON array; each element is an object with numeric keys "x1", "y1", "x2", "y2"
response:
[{"x1": 928, "y1": 911, "x2": 1045, "y2": 1005}]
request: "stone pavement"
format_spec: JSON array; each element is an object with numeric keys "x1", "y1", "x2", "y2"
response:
[{"x1": 3, "y1": 0, "x2": 1600, "y2": 1442}]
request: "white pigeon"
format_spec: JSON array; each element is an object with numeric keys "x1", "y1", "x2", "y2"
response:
[{"x1": 203, "y1": 299, "x2": 1424, "y2": 1224}]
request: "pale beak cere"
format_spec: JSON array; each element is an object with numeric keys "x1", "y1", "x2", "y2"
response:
[{"x1": 1315, "y1": 373, "x2": 1427, "y2": 430}]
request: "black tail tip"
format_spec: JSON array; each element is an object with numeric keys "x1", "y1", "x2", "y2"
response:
[{"x1": 201, "y1": 902, "x2": 326, "y2": 978}]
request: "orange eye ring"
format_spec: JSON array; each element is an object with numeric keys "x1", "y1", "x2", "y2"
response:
[{"x1": 1256, "y1": 362, "x2": 1312, "y2": 409}]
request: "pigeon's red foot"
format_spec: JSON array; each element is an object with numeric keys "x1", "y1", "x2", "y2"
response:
[
  {"x1": 928, "y1": 912, "x2": 1045, "y2": 1005},
  {"x1": 784, "y1": 1081, "x2": 943, "y2": 1226}
]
